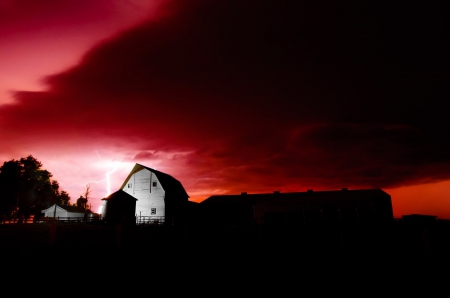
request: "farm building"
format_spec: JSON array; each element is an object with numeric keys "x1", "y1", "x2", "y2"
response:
[
  {"x1": 101, "y1": 163, "x2": 189, "y2": 226},
  {"x1": 41, "y1": 204, "x2": 86, "y2": 219},
  {"x1": 199, "y1": 188, "x2": 393, "y2": 228},
  {"x1": 101, "y1": 190, "x2": 137, "y2": 226}
]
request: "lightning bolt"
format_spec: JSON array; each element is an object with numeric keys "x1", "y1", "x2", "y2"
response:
[
  {"x1": 82, "y1": 151, "x2": 121, "y2": 198},
  {"x1": 82, "y1": 165, "x2": 119, "y2": 197},
  {"x1": 105, "y1": 165, "x2": 119, "y2": 197},
  {"x1": 82, "y1": 179, "x2": 106, "y2": 190}
]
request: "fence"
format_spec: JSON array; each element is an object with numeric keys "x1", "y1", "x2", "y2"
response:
[
  {"x1": 1, "y1": 216, "x2": 102, "y2": 224},
  {"x1": 37, "y1": 216, "x2": 102, "y2": 223},
  {"x1": 2, "y1": 215, "x2": 165, "y2": 225},
  {"x1": 1, "y1": 217, "x2": 35, "y2": 224},
  {"x1": 136, "y1": 216, "x2": 165, "y2": 226}
]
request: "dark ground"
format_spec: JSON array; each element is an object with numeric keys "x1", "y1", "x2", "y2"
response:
[{"x1": 1, "y1": 221, "x2": 450, "y2": 289}]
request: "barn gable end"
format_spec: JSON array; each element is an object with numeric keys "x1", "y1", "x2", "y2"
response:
[{"x1": 103, "y1": 163, "x2": 189, "y2": 226}]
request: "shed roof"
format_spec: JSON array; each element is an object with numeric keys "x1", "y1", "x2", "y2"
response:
[
  {"x1": 103, "y1": 189, "x2": 138, "y2": 201},
  {"x1": 41, "y1": 204, "x2": 86, "y2": 214}
]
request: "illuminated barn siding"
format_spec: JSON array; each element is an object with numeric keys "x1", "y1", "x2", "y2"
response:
[
  {"x1": 122, "y1": 167, "x2": 165, "y2": 219},
  {"x1": 102, "y1": 163, "x2": 189, "y2": 226}
]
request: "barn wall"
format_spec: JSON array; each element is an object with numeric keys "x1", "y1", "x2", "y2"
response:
[
  {"x1": 122, "y1": 169, "x2": 165, "y2": 218},
  {"x1": 67, "y1": 212, "x2": 85, "y2": 218},
  {"x1": 101, "y1": 200, "x2": 108, "y2": 219},
  {"x1": 253, "y1": 196, "x2": 392, "y2": 226}
]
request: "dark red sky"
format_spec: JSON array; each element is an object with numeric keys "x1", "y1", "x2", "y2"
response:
[{"x1": 1, "y1": 0, "x2": 450, "y2": 217}]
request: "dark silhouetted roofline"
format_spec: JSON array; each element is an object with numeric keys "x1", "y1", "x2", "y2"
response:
[{"x1": 201, "y1": 188, "x2": 390, "y2": 204}]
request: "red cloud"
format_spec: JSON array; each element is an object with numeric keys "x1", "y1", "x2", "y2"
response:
[{"x1": 1, "y1": 0, "x2": 449, "y2": 200}]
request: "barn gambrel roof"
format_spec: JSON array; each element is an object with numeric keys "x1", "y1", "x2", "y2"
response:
[{"x1": 120, "y1": 163, "x2": 189, "y2": 199}]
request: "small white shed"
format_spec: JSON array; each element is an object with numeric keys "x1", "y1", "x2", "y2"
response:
[{"x1": 41, "y1": 204, "x2": 85, "y2": 219}]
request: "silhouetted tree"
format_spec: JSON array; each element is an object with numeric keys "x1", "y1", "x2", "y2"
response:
[
  {"x1": 0, "y1": 160, "x2": 22, "y2": 218},
  {"x1": 77, "y1": 183, "x2": 91, "y2": 212},
  {"x1": 0, "y1": 155, "x2": 71, "y2": 218},
  {"x1": 76, "y1": 196, "x2": 88, "y2": 211},
  {"x1": 58, "y1": 190, "x2": 71, "y2": 207}
]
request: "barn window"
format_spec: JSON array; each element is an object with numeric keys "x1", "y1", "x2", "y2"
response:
[
  {"x1": 152, "y1": 182, "x2": 157, "y2": 187},
  {"x1": 151, "y1": 208, "x2": 156, "y2": 215}
]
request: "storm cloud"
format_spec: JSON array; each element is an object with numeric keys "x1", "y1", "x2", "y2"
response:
[{"x1": 1, "y1": 0, "x2": 449, "y2": 197}]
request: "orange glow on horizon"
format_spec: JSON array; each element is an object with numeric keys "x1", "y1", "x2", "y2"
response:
[
  {"x1": 386, "y1": 180, "x2": 450, "y2": 219},
  {"x1": 187, "y1": 180, "x2": 450, "y2": 220}
]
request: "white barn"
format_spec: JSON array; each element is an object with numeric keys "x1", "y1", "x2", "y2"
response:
[
  {"x1": 102, "y1": 163, "x2": 190, "y2": 226},
  {"x1": 41, "y1": 204, "x2": 85, "y2": 219}
]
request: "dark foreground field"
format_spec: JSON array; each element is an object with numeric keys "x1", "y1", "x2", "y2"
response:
[
  {"x1": 1, "y1": 222, "x2": 447, "y2": 293},
  {"x1": 2, "y1": 221, "x2": 450, "y2": 264}
]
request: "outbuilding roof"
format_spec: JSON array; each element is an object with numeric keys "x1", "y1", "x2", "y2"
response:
[
  {"x1": 41, "y1": 204, "x2": 86, "y2": 214},
  {"x1": 102, "y1": 189, "x2": 138, "y2": 202}
]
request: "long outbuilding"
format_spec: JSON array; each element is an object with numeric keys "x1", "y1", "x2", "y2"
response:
[
  {"x1": 41, "y1": 204, "x2": 86, "y2": 219},
  {"x1": 199, "y1": 188, "x2": 393, "y2": 227}
]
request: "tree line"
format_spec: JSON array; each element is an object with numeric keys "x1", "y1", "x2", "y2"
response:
[{"x1": 0, "y1": 155, "x2": 89, "y2": 220}]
